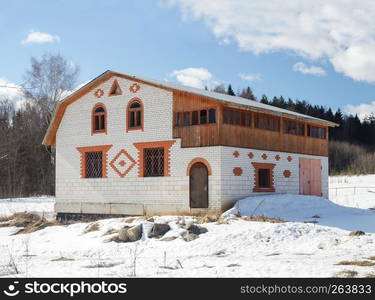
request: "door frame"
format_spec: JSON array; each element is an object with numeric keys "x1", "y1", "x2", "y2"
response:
[{"x1": 187, "y1": 158, "x2": 212, "y2": 209}]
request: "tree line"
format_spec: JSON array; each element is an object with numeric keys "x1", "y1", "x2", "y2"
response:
[{"x1": 0, "y1": 55, "x2": 374, "y2": 198}]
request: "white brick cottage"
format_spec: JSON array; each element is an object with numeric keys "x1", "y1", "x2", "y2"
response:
[{"x1": 43, "y1": 70, "x2": 337, "y2": 219}]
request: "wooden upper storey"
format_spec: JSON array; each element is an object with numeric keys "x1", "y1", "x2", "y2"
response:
[
  {"x1": 173, "y1": 90, "x2": 332, "y2": 156},
  {"x1": 43, "y1": 70, "x2": 337, "y2": 157}
]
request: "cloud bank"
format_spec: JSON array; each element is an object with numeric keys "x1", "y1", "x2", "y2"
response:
[{"x1": 169, "y1": 0, "x2": 375, "y2": 82}]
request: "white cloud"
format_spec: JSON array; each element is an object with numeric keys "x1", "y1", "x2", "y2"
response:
[
  {"x1": 346, "y1": 101, "x2": 375, "y2": 120},
  {"x1": 171, "y1": 67, "x2": 213, "y2": 88},
  {"x1": 239, "y1": 73, "x2": 261, "y2": 81},
  {"x1": 21, "y1": 30, "x2": 60, "y2": 45},
  {"x1": 169, "y1": 0, "x2": 375, "y2": 83},
  {"x1": 0, "y1": 78, "x2": 26, "y2": 109},
  {"x1": 293, "y1": 62, "x2": 326, "y2": 76}
]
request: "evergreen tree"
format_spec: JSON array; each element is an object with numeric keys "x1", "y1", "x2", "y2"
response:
[{"x1": 227, "y1": 84, "x2": 235, "y2": 96}]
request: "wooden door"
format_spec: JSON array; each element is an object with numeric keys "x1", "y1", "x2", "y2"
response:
[
  {"x1": 189, "y1": 162, "x2": 208, "y2": 208},
  {"x1": 299, "y1": 158, "x2": 322, "y2": 196}
]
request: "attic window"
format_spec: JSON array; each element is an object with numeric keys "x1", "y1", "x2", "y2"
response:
[
  {"x1": 92, "y1": 103, "x2": 107, "y2": 135},
  {"x1": 127, "y1": 98, "x2": 144, "y2": 131},
  {"x1": 109, "y1": 79, "x2": 122, "y2": 96}
]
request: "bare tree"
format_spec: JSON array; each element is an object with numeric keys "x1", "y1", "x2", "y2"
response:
[{"x1": 22, "y1": 53, "x2": 80, "y2": 125}]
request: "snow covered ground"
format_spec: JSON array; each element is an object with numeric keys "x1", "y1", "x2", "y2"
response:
[
  {"x1": 329, "y1": 174, "x2": 375, "y2": 209},
  {"x1": 0, "y1": 194, "x2": 374, "y2": 278},
  {"x1": 0, "y1": 196, "x2": 54, "y2": 219}
]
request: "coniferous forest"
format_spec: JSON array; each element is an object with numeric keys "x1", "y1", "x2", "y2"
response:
[{"x1": 0, "y1": 54, "x2": 374, "y2": 198}]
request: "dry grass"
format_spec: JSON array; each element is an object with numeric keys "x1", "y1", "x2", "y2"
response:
[
  {"x1": 335, "y1": 270, "x2": 358, "y2": 278},
  {"x1": 51, "y1": 257, "x2": 75, "y2": 262},
  {"x1": 241, "y1": 215, "x2": 287, "y2": 223},
  {"x1": 336, "y1": 260, "x2": 375, "y2": 267},
  {"x1": 365, "y1": 274, "x2": 375, "y2": 278},
  {"x1": 84, "y1": 262, "x2": 118, "y2": 268},
  {"x1": 349, "y1": 230, "x2": 365, "y2": 236},
  {"x1": 367, "y1": 256, "x2": 375, "y2": 261},
  {"x1": 83, "y1": 223, "x2": 100, "y2": 233},
  {"x1": 227, "y1": 263, "x2": 240, "y2": 267},
  {"x1": 195, "y1": 214, "x2": 228, "y2": 224},
  {"x1": 0, "y1": 212, "x2": 60, "y2": 234}
]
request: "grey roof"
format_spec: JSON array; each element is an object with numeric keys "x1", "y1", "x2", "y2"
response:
[{"x1": 111, "y1": 70, "x2": 337, "y2": 127}]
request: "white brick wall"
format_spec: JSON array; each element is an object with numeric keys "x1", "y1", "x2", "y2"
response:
[
  {"x1": 56, "y1": 77, "x2": 222, "y2": 215},
  {"x1": 55, "y1": 76, "x2": 329, "y2": 215},
  {"x1": 219, "y1": 146, "x2": 328, "y2": 209}
]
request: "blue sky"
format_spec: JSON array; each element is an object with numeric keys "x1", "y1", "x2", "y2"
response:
[{"x1": 1, "y1": 0, "x2": 375, "y2": 118}]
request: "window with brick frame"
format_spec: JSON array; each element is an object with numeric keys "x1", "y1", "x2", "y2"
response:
[
  {"x1": 92, "y1": 103, "x2": 107, "y2": 134},
  {"x1": 76, "y1": 145, "x2": 112, "y2": 178},
  {"x1": 127, "y1": 98, "x2": 144, "y2": 131},
  {"x1": 144, "y1": 148, "x2": 164, "y2": 177},
  {"x1": 252, "y1": 162, "x2": 276, "y2": 192},
  {"x1": 133, "y1": 140, "x2": 175, "y2": 177},
  {"x1": 85, "y1": 151, "x2": 103, "y2": 178}
]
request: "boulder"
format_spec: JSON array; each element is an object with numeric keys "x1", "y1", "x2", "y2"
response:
[
  {"x1": 148, "y1": 223, "x2": 171, "y2": 238},
  {"x1": 127, "y1": 224, "x2": 142, "y2": 242},
  {"x1": 118, "y1": 226, "x2": 131, "y2": 242},
  {"x1": 118, "y1": 224, "x2": 142, "y2": 242},
  {"x1": 188, "y1": 224, "x2": 208, "y2": 235},
  {"x1": 182, "y1": 231, "x2": 198, "y2": 242}
]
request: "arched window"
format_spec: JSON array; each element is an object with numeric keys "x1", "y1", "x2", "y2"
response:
[
  {"x1": 127, "y1": 98, "x2": 143, "y2": 131},
  {"x1": 92, "y1": 103, "x2": 107, "y2": 134}
]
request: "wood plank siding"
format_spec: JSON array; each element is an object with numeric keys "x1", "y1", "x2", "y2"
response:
[{"x1": 172, "y1": 91, "x2": 329, "y2": 156}]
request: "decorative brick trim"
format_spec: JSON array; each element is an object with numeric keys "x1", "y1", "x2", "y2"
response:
[
  {"x1": 129, "y1": 83, "x2": 140, "y2": 93},
  {"x1": 283, "y1": 170, "x2": 291, "y2": 178},
  {"x1": 233, "y1": 151, "x2": 240, "y2": 158},
  {"x1": 261, "y1": 153, "x2": 268, "y2": 160},
  {"x1": 248, "y1": 152, "x2": 254, "y2": 159},
  {"x1": 94, "y1": 89, "x2": 104, "y2": 98},
  {"x1": 233, "y1": 167, "x2": 243, "y2": 176},
  {"x1": 91, "y1": 103, "x2": 107, "y2": 135},
  {"x1": 251, "y1": 162, "x2": 276, "y2": 193},
  {"x1": 76, "y1": 145, "x2": 112, "y2": 178},
  {"x1": 186, "y1": 158, "x2": 212, "y2": 176},
  {"x1": 108, "y1": 79, "x2": 122, "y2": 96},
  {"x1": 287, "y1": 155, "x2": 293, "y2": 162},
  {"x1": 275, "y1": 155, "x2": 281, "y2": 161},
  {"x1": 109, "y1": 149, "x2": 136, "y2": 178},
  {"x1": 126, "y1": 97, "x2": 144, "y2": 132},
  {"x1": 133, "y1": 140, "x2": 175, "y2": 177}
]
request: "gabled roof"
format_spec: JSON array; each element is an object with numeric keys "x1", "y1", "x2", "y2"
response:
[{"x1": 43, "y1": 70, "x2": 338, "y2": 147}]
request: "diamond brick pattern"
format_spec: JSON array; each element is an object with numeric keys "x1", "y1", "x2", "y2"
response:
[{"x1": 109, "y1": 149, "x2": 136, "y2": 178}]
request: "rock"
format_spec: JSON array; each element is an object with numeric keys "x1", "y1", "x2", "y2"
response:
[
  {"x1": 146, "y1": 217, "x2": 154, "y2": 222},
  {"x1": 118, "y1": 226, "x2": 131, "y2": 242},
  {"x1": 182, "y1": 232, "x2": 198, "y2": 242},
  {"x1": 188, "y1": 224, "x2": 208, "y2": 235},
  {"x1": 349, "y1": 230, "x2": 365, "y2": 236},
  {"x1": 117, "y1": 224, "x2": 142, "y2": 242},
  {"x1": 127, "y1": 224, "x2": 142, "y2": 242},
  {"x1": 148, "y1": 223, "x2": 171, "y2": 238}
]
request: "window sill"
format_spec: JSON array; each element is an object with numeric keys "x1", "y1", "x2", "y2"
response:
[
  {"x1": 127, "y1": 127, "x2": 143, "y2": 132},
  {"x1": 92, "y1": 130, "x2": 107, "y2": 135},
  {"x1": 253, "y1": 187, "x2": 275, "y2": 193}
]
